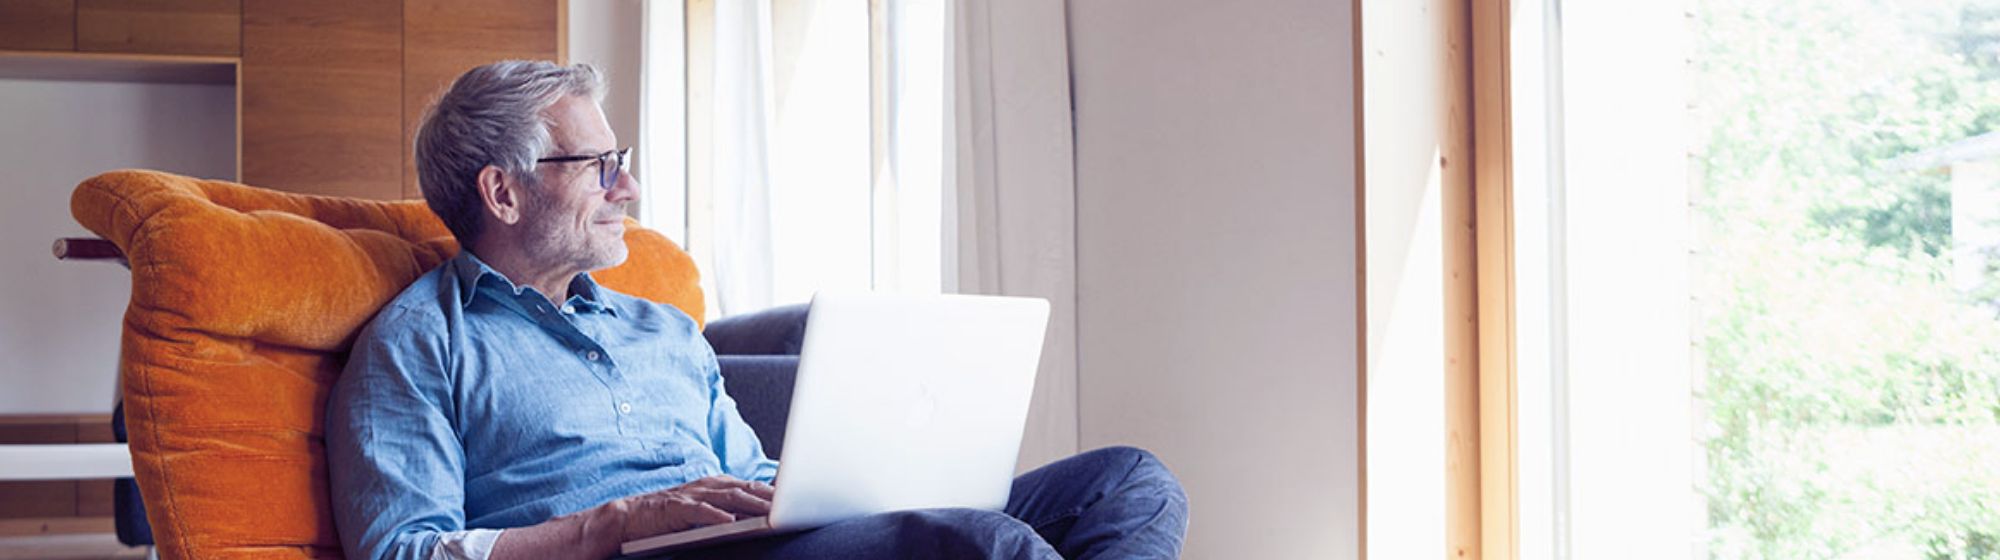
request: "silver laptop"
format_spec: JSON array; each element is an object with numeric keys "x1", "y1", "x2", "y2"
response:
[{"x1": 620, "y1": 292, "x2": 1051, "y2": 557}]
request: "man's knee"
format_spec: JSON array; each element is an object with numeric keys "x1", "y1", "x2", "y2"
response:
[{"x1": 1082, "y1": 446, "x2": 1185, "y2": 495}]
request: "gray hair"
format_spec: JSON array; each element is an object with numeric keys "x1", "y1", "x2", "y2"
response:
[{"x1": 415, "y1": 60, "x2": 606, "y2": 245}]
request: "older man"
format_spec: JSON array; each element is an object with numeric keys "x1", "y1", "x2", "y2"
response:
[{"x1": 326, "y1": 60, "x2": 1188, "y2": 560}]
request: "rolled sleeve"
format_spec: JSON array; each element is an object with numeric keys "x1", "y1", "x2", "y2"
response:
[
  {"x1": 328, "y1": 307, "x2": 473, "y2": 560},
  {"x1": 431, "y1": 528, "x2": 503, "y2": 560}
]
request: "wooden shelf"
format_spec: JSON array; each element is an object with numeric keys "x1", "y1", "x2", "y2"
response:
[
  {"x1": 0, "y1": 444, "x2": 133, "y2": 482},
  {"x1": 0, "y1": 50, "x2": 236, "y2": 85}
]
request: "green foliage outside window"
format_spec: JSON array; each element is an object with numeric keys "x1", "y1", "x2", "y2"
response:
[{"x1": 1692, "y1": 0, "x2": 2000, "y2": 557}]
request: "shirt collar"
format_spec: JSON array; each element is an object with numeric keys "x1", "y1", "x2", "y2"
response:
[{"x1": 449, "y1": 251, "x2": 619, "y2": 316}]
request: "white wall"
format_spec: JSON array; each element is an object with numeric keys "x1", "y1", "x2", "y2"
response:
[
  {"x1": 1068, "y1": 1, "x2": 1362, "y2": 558},
  {"x1": 0, "y1": 78, "x2": 235, "y2": 414}
]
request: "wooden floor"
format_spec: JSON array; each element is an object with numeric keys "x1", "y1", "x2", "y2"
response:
[{"x1": 0, "y1": 534, "x2": 146, "y2": 560}]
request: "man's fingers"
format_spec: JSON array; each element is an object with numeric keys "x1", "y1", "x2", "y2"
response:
[
  {"x1": 684, "y1": 476, "x2": 776, "y2": 502},
  {"x1": 682, "y1": 500, "x2": 738, "y2": 527},
  {"x1": 655, "y1": 495, "x2": 737, "y2": 530},
  {"x1": 626, "y1": 494, "x2": 738, "y2": 538},
  {"x1": 690, "y1": 486, "x2": 772, "y2": 518},
  {"x1": 744, "y1": 481, "x2": 775, "y2": 501}
]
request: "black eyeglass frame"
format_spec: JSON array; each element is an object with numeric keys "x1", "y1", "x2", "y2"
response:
[{"x1": 535, "y1": 147, "x2": 631, "y2": 190}]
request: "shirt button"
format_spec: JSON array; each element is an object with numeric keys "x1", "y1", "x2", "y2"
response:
[
  {"x1": 585, "y1": 351, "x2": 601, "y2": 362},
  {"x1": 561, "y1": 305, "x2": 575, "y2": 314},
  {"x1": 618, "y1": 402, "x2": 633, "y2": 414}
]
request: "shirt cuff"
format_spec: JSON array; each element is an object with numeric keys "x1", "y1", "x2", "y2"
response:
[{"x1": 429, "y1": 528, "x2": 503, "y2": 560}]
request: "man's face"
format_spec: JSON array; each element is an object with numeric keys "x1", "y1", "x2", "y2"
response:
[{"x1": 520, "y1": 94, "x2": 638, "y2": 275}]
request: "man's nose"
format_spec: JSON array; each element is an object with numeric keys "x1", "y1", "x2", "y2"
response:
[{"x1": 607, "y1": 169, "x2": 640, "y2": 203}]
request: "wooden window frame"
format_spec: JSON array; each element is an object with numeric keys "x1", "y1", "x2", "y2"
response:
[
  {"x1": 1446, "y1": 1, "x2": 1519, "y2": 559},
  {"x1": 1470, "y1": 0, "x2": 1517, "y2": 559}
]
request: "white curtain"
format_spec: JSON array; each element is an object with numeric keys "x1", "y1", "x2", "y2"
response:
[
  {"x1": 686, "y1": 0, "x2": 1079, "y2": 471},
  {"x1": 946, "y1": 0, "x2": 1080, "y2": 472},
  {"x1": 711, "y1": 0, "x2": 779, "y2": 317}
]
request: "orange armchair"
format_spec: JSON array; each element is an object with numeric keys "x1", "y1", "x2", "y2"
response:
[{"x1": 70, "y1": 170, "x2": 707, "y2": 558}]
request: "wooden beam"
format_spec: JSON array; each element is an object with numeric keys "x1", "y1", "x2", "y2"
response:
[
  {"x1": 1472, "y1": 0, "x2": 1518, "y2": 559},
  {"x1": 0, "y1": 50, "x2": 235, "y2": 84},
  {"x1": 1351, "y1": 0, "x2": 1368, "y2": 556},
  {"x1": 0, "y1": 517, "x2": 116, "y2": 537},
  {"x1": 1444, "y1": 0, "x2": 1480, "y2": 557}
]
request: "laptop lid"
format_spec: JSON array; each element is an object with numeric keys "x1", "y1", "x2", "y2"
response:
[{"x1": 765, "y1": 292, "x2": 1051, "y2": 529}]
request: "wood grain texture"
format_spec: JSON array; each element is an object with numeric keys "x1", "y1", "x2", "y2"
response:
[
  {"x1": 1352, "y1": 0, "x2": 1368, "y2": 554},
  {"x1": 401, "y1": 0, "x2": 560, "y2": 199},
  {"x1": 241, "y1": 0, "x2": 403, "y2": 199},
  {"x1": 0, "y1": 50, "x2": 235, "y2": 84},
  {"x1": 74, "y1": 417, "x2": 117, "y2": 517},
  {"x1": 1473, "y1": 1, "x2": 1518, "y2": 559},
  {"x1": 77, "y1": 0, "x2": 240, "y2": 56},
  {"x1": 0, "y1": 420, "x2": 80, "y2": 519},
  {"x1": 0, "y1": 0, "x2": 76, "y2": 51},
  {"x1": 0, "y1": 517, "x2": 115, "y2": 536},
  {"x1": 1438, "y1": 0, "x2": 1480, "y2": 557}
]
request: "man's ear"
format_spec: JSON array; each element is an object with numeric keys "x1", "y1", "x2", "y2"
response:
[{"x1": 476, "y1": 165, "x2": 527, "y2": 226}]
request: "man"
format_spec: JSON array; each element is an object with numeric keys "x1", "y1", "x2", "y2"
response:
[{"x1": 327, "y1": 60, "x2": 1189, "y2": 560}]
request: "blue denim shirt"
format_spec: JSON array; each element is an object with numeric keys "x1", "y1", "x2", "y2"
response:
[{"x1": 327, "y1": 252, "x2": 778, "y2": 560}]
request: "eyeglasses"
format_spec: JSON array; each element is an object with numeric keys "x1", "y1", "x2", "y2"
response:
[{"x1": 535, "y1": 147, "x2": 631, "y2": 190}]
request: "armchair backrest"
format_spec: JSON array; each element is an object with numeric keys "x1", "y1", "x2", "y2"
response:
[{"x1": 70, "y1": 170, "x2": 704, "y2": 558}]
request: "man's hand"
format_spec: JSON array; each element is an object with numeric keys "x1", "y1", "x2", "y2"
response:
[
  {"x1": 490, "y1": 476, "x2": 775, "y2": 560},
  {"x1": 611, "y1": 475, "x2": 777, "y2": 540}
]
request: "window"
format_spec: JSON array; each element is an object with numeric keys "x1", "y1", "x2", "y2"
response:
[
  {"x1": 642, "y1": 0, "x2": 946, "y2": 319},
  {"x1": 1511, "y1": 0, "x2": 2000, "y2": 557},
  {"x1": 1511, "y1": 1, "x2": 1694, "y2": 557}
]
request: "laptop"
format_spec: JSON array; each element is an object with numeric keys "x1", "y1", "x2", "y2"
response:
[{"x1": 619, "y1": 292, "x2": 1052, "y2": 557}]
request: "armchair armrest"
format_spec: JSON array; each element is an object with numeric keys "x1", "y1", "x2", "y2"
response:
[
  {"x1": 717, "y1": 355, "x2": 798, "y2": 459},
  {"x1": 52, "y1": 237, "x2": 126, "y2": 263},
  {"x1": 703, "y1": 303, "x2": 811, "y2": 356}
]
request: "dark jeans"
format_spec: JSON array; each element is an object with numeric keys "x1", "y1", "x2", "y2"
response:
[{"x1": 674, "y1": 446, "x2": 1190, "y2": 559}]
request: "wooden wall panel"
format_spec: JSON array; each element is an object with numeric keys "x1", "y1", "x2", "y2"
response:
[
  {"x1": 75, "y1": 420, "x2": 117, "y2": 517},
  {"x1": 401, "y1": 0, "x2": 560, "y2": 199},
  {"x1": 0, "y1": 419, "x2": 80, "y2": 520},
  {"x1": 0, "y1": 0, "x2": 77, "y2": 51},
  {"x1": 77, "y1": 0, "x2": 240, "y2": 56},
  {"x1": 0, "y1": 416, "x2": 111, "y2": 521},
  {"x1": 242, "y1": 0, "x2": 403, "y2": 199},
  {"x1": 0, "y1": 517, "x2": 115, "y2": 537}
]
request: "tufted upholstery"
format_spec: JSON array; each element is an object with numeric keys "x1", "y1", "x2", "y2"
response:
[{"x1": 70, "y1": 170, "x2": 705, "y2": 559}]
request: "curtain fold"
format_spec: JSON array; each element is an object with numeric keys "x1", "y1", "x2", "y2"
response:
[
  {"x1": 712, "y1": 0, "x2": 779, "y2": 316},
  {"x1": 946, "y1": 0, "x2": 1080, "y2": 472}
]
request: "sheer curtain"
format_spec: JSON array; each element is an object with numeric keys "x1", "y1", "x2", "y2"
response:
[
  {"x1": 946, "y1": 0, "x2": 1079, "y2": 472},
  {"x1": 710, "y1": 0, "x2": 779, "y2": 317},
  {"x1": 651, "y1": 0, "x2": 1079, "y2": 472},
  {"x1": 703, "y1": 0, "x2": 874, "y2": 317}
]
